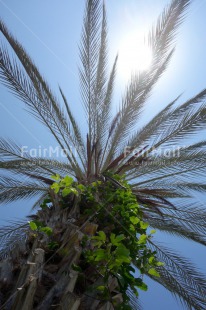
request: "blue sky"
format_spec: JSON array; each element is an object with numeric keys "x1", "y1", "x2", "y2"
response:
[{"x1": 0, "y1": 0, "x2": 206, "y2": 309}]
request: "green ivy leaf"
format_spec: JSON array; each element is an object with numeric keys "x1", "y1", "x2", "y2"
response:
[
  {"x1": 94, "y1": 249, "x2": 107, "y2": 261},
  {"x1": 115, "y1": 273, "x2": 125, "y2": 287},
  {"x1": 150, "y1": 229, "x2": 156, "y2": 234},
  {"x1": 140, "y1": 221, "x2": 149, "y2": 229},
  {"x1": 110, "y1": 233, "x2": 125, "y2": 246},
  {"x1": 130, "y1": 216, "x2": 140, "y2": 225},
  {"x1": 40, "y1": 226, "x2": 53, "y2": 236},
  {"x1": 48, "y1": 241, "x2": 59, "y2": 250},
  {"x1": 72, "y1": 264, "x2": 82, "y2": 272},
  {"x1": 156, "y1": 261, "x2": 165, "y2": 267},
  {"x1": 148, "y1": 268, "x2": 160, "y2": 277},
  {"x1": 51, "y1": 182, "x2": 60, "y2": 193},
  {"x1": 135, "y1": 278, "x2": 148, "y2": 291},
  {"x1": 62, "y1": 176, "x2": 73, "y2": 186},
  {"x1": 98, "y1": 231, "x2": 106, "y2": 241},
  {"x1": 137, "y1": 234, "x2": 147, "y2": 244},
  {"x1": 70, "y1": 188, "x2": 78, "y2": 195},
  {"x1": 92, "y1": 240, "x2": 103, "y2": 248},
  {"x1": 129, "y1": 224, "x2": 135, "y2": 232},
  {"x1": 129, "y1": 203, "x2": 139, "y2": 210},
  {"x1": 96, "y1": 285, "x2": 106, "y2": 291},
  {"x1": 148, "y1": 256, "x2": 155, "y2": 264},
  {"x1": 62, "y1": 188, "x2": 72, "y2": 197},
  {"x1": 29, "y1": 221, "x2": 37, "y2": 231},
  {"x1": 93, "y1": 231, "x2": 106, "y2": 242},
  {"x1": 138, "y1": 282, "x2": 148, "y2": 291},
  {"x1": 77, "y1": 184, "x2": 85, "y2": 191},
  {"x1": 115, "y1": 245, "x2": 131, "y2": 263},
  {"x1": 51, "y1": 174, "x2": 60, "y2": 181}
]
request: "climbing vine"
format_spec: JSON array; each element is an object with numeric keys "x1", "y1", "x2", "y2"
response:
[{"x1": 29, "y1": 173, "x2": 163, "y2": 308}]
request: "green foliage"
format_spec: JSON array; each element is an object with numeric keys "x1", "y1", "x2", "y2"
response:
[
  {"x1": 29, "y1": 221, "x2": 37, "y2": 231},
  {"x1": 148, "y1": 268, "x2": 160, "y2": 277},
  {"x1": 50, "y1": 174, "x2": 78, "y2": 196},
  {"x1": 48, "y1": 241, "x2": 59, "y2": 250},
  {"x1": 40, "y1": 226, "x2": 53, "y2": 236},
  {"x1": 51, "y1": 174, "x2": 163, "y2": 307},
  {"x1": 28, "y1": 220, "x2": 53, "y2": 237},
  {"x1": 72, "y1": 263, "x2": 83, "y2": 272}
]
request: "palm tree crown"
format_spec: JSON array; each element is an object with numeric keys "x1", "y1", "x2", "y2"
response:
[{"x1": 0, "y1": 0, "x2": 206, "y2": 309}]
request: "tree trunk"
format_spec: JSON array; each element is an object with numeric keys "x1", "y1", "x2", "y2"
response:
[{"x1": 0, "y1": 202, "x2": 117, "y2": 310}]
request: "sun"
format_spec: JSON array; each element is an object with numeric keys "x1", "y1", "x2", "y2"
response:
[{"x1": 118, "y1": 32, "x2": 153, "y2": 80}]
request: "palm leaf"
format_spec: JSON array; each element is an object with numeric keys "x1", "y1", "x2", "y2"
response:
[
  {"x1": 103, "y1": 0, "x2": 190, "y2": 168},
  {"x1": 126, "y1": 141, "x2": 206, "y2": 180},
  {"x1": 0, "y1": 219, "x2": 28, "y2": 260},
  {"x1": 128, "y1": 288, "x2": 143, "y2": 310},
  {"x1": 98, "y1": 56, "x2": 118, "y2": 171},
  {"x1": 93, "y1": 3, "x2": 107, "y2": 142},
  {"x1": 146, "y1": 241, "x2": 206, "y2": 310},
  {"x1": 79, "y1": 0, "x2": 102, "y2": 142},
  {"x1": 103, "y1": 50, "x2": 175, "y2": 170},
  {"x1": 147, "y1": 216, "x2": 206, "y2": 245},
  {"x1": 59, "y1": 87, "x2": 86, "y2": 169},
  {"x1": 126, "y1": 91, "x2": 206, "y2": 168},
  {"x1": 0, "y1": 176, "x2": 48, "y2": 204},
  {"x1": 128, "y1": 140, "x2": 206, "y2": 187},
  {"x1": 0, "y1": 21, "x2": 83, "y2": 174},
  {"x1": 0, "y1": 138, "x2": 75, "y2": 177},
  {"x1": 0, "y1": 19, "x2": 76, "y2": 145},
  {"x1": 0, "y1": 158, "x2": 74, "y2": 178}
]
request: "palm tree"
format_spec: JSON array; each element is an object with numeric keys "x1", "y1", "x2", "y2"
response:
[{"x1": 0, "y1": 0, "x2": 206, "y2": 309}]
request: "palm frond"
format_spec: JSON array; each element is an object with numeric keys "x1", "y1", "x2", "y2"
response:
[
  {"x1": 128, "y1": 287, "x2": 143, "y2": 310},
  {"x1": 152, "y1": 105, "x2": 206, "y2": 149},
  {"x1": 0, "y1": 18, "x2": 74, "y2": 142},
  {"x1": 94, "y1": 3, "x2": 108, "y2": 141},
  {"x1": 79, "y1": 0, "x2": 119, "y2": 176},
  {"x1": 1, "y1": 159, "x2": 74, "y2": 177},
  {"x1": 0, "y1": 219, "x2": 28, "y2": 260},
  {"x1": 127, "y1": 140, "x2": 206, "y2": 188},
  {"x1": 138, "y1": 193, "x2": 206, "y2": 245},
  {"x1": 98, "y1": 55, "x2": 118, "y2": 171},
  {"x1": 103, "y1": 0, "x2": 190, "y2": 167},
  {"x1": 127, "y1": 90, "x2": 206, "y2": 165},
  {"x1": 147, "y1": 215, "x2": 206, "y2": 245},
  {"x1": 0, "y1": 138, "x2": 74, "y2": 177},
  {"x1": 99, "y1": 55, "x2": 118, "y2": 145},
  {"x1": 79, "y1": 0, "x2": 102, "y2": 141},
  {"x1": 0, "y1": 21, "x2": 83, "y2": 175},
  {"x1": 134, "y1": 186, "x2": 188, "y2": 199},
  {"x1": 59, "y1": 87, "x2": 86, "y2": 169},
  {"x1": 0, "y1": 138, "x2": 29, "y2": 161},
  {"x1": 172, "y1": 200, "x2": 206, "y2": 222},
  {"x1": 126, "y1": 141, "x2": 206, "y2": 181},
  {"x1": 148, "y1": 0, "x2": 190, "y2": 63},
  {"x1": 146, "y1": 241, "x2": 206, "y2": 310},
  {"x1": 0, "y1": 176, "x2": 48, "y2": 204},
  {"x1": 125, "y1": 95, "x2": 182, "y2": 154},
  {"x1": 104, "y1": 50, "x2": 175, "y2": 170},
  {"x1": 132, "y1": 161, "x2": 206, "y2": 188}
]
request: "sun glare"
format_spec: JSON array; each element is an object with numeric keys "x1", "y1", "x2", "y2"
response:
[{"x1": 118, "y1": 33, "x2": 153, "y2": 80}]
